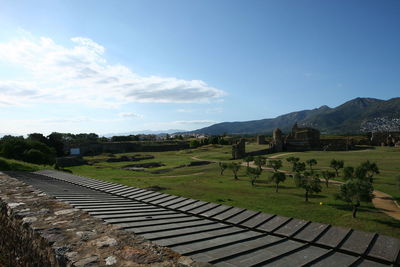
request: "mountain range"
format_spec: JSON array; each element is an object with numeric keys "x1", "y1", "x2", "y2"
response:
[{"x1": 189, "y1": 97, "x2": 400, "y2": 135}]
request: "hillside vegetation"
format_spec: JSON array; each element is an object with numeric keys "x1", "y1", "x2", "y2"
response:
[{"x1": 190, "y1": 97, "x2": 400, "y2": 135}]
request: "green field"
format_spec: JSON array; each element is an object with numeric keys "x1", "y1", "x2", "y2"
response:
[{"x1": 65, "y1": 144, "x2": 400, "y2": 238}]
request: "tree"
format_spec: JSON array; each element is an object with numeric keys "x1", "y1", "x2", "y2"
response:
[
  {"x1": 330, "y1": 159, "x2": 344, "y2": 177},
  {"x1": 335, "y1": 164, "x2": 374, "y2": 218},
  {"x1": 228, "y1": 162, "x2": 241, "y2": 180},
  {"x1": 321, "y1": 170, "x2": 336, "y2": 187},
  {"x1": 267, "y1": 159, "x2": 282, "y2": 172},
  {"x1": 360, "y1": 160, "x2": 379, "y2": 183},
  {"x1": 189, "y1": 140, "x2": 200, "y2": 148},
  {"x1": 218, "y1": 162, "x2": 228, "y2": 175},
  {"x1": 294, "y1": 172, "x2": 322, "y2": 202},
  {"x1": 254, "y1": 156, "x2": 266, "y2": 171},
  {"x1": 306, "y1": 159, "x2": 317, "y2": 173},
  {"x1": 269, "y1": 172, "x2": 286, "y2": 192},
  {"x1": 293, "y1": 161, "x2": 306, "y2": 174},
  {"x1": 244, "y1": 155, "x2": 254, "y2": 167},
  {"x1": 246, "y1": 166, "x2": 261, "y2": 186},
  {"x1": 343, "y1": 166, "x2": 355, "y2": 180},
  {"x1": 286, "y1": 156, "x2": 300, "y2": 172}
]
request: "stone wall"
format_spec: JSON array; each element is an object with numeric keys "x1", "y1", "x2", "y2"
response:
[{"x1": 0, "y1": 172, "x2": 202, "y2": 267}]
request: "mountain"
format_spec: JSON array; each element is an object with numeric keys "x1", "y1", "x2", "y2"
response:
[
  {"x1": 189, "y1": 97, "x2": 400, "y2": 135},
  {"x1": 103, "y1": 129, "x2": 185, "y2": 137}
]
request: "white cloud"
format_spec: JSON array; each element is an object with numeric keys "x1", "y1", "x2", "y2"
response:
[
  {"x1": 0, "y1": 33, "x2": 225, "y2": 107},
  {"x1": 118, "y1": 112, "x2": 143, "y2": 118},
  {"x1": 176, "y1": 109, "x2": 193, "y2": 113}
]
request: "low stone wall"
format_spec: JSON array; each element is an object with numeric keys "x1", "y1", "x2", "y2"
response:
[{"x1": 0, "y1": 172, "x2": 203, "y2": 267}]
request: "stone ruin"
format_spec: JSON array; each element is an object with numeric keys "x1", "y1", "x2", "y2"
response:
[
  {"x1": 270, "y1": 123, "x2": 353, "y2": 152},
  {"x1": 369, "y1": 131, "x2": 400, "y2": 146},
  {"x1": 232, "y1": 138, "x2": 246, "y2": 159},
  {"x1": 257, "y1": 135, "x2": 267, "y2": 144}
]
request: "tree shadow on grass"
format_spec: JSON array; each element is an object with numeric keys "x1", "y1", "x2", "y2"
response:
[
  {"x1": 291, "y1": 193, "x2": 328, "y2": 199},
  {"x1": 371, "y1": 219, "x2": 400, "y2": 228},
  {"x1": 327, "y1": 203, "x2": 379, "y2": 213}
]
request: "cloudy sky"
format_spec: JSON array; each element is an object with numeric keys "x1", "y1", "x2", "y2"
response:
[{"x1": 1, "y1": 0, "x2": 399, "y2": 135}]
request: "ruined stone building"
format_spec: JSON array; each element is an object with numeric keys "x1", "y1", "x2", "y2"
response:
[
  {"x1": 270, "y1": 123, "x2": 352, "y2": 152},
  {"x1": 232, "y1": 138, "x2": 246, "y2": 159},
  {"x1": 257, "y1": 135, "x2": 266, "y2": 144},
  {"x1": 369, "y1": 131, "x2": 400, "y2": 146}
]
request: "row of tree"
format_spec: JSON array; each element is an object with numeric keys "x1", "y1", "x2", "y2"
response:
[{"x1": 218, "y1": 156, "x2": 379, "y2": 218}]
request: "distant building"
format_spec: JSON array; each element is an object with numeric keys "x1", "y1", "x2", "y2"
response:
[
  {"x1": 70, "y1": 148, "x2": 80, "y2": 155},
  {"x1": 271, "y1": 123, "x2": 352, "y2": 152}
]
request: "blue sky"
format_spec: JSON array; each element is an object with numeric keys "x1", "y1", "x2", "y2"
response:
[{"x1": 0, "y1": 0, "x2": 399, "y2": 135}]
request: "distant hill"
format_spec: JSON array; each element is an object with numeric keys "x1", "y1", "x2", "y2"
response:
[{"x1": 189, "y1": 97, "x2": 400, "y2": 135}]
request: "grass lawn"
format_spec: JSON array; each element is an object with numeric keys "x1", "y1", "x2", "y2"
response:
[{"x1": 68, "y1": 144, "x2": 400, "y2": 238}]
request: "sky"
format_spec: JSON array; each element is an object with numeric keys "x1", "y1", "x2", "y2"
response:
[{"x1": 0, "y1": 0, "x2": 399, "y2": 135}]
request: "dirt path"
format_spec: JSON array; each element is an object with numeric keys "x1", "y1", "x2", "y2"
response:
[{"x1": 268, "y1": 152, "x2": 295, "y2": 159}]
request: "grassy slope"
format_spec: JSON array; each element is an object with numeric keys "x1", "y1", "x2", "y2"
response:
[
  {"x1": 0, "y1": 157, "x2": 50, "y2": 172},
  {"x1": 69, "y1": 144, "x2": 400, "y2": 238}
]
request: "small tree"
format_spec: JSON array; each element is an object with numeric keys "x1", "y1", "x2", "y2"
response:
[
  {"x1": 254, "y1": 156, "x2": 266, "y2": 171},
  {"x1": 293, "y1": 161, "x2": 306, "y2": 174},
  {"x1": 343, "y1": 166, "x2": 355, "y2": 179},
  {"x1": 360, "y1": 160, "x2": 379, "y2": 183},
  {"x1": 228, "y1": 162, "x2": 241, "y2": 180},
  {"x1": 321, "y1": 170, "x2": 335, "y2": 187},
  {"x1": 269, "y1": 172, "x2": 286, "y2": 192},
  {"x1": 218, "y1": 162, "x2": 228, "y2": 175},
  {"x1": 247, "y1": 166, "x2": 261, "y2": 186},
  {"x1": 330, "y1": 159, "x2": 344, "y2": 177},
  {"x1": 335, "y1": 164, "x2": 374, "y2": 218},
  {"x1": 267, "y1": 159, "x2": 282, "y2": 172},
  {"x1": 306, "y1": 159, "x2": 317, "y2": 173},
  {"x1": 286, "y1": 156, "x2": 300, "y2": 172},
  {"x1": 294, "y1": 172, "x2": 322, "y2": 202},
  {"x1": 244, "y1": 155, "x2": 254, "y2": 167}
]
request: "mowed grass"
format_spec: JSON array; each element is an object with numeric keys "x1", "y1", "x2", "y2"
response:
[{"x1": 69, "y1": 144, "x2": 400, "y2": 238}]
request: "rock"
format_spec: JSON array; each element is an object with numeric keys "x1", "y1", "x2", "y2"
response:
[
  {"x1": 22, "y1": 216, "x2": 37, "y2": 224},
  {"x1": 105, "y1": 256, "x2": 117, "y2": 265},
  {"x1": 95, "y1": 236, "x2": 118, "y2": 248},
  {"x1": 8, "y1": 202, "x2": 25, "y2": 208},
  {"x1": 45, "y1": 216, "x2": 57, "y2": 221},
  {"x1": 55, "y1": 209, "x2": 77, "y2": 216},
  {"x1": 54, "y1": 246, "x2": 70, "y2": 257},
  {"x1": 177, "y1": 256, "x2": 195, "y2": 266},
  {"x1": 119, "y1": 246, "x2": 160, "y2": 264},
  {"x1": 76, "y1": 231, "x2": 95, "y2": 241},
  {"x1": 74, "y1": 255, "x2": 99, "y2": 267}
]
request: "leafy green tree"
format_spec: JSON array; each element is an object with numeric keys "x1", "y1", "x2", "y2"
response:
[
  {"x1": 269, "y1": 172, "x2": 286, "y2": 192},
  {"x1": 228, "y1": 162, "x2": 241, "y2": 180},
  {"x1": 330, "y1": 159, "x2": 344, "y2": 177},
  {"x1": 254, "y1": 156, "x2": 266, "y2": 171},
  {"x1": 267, "y1": 159, "x2": 282, "y2": 172},
  {"x1": 286, "y1": 156, "x2": 300, "y2": 172},
  {"x1": 335, "y1": 164, "x2": 374, "y2": 218},
  {"x1": 306, "y1": 159, "x2": 317, "y2": 173},
  {"x1": 293, "y1": 161, "x2": 306, "y2": 174},
  {"x1": 189, "y1": 140, "x2": 200, "y2": 148},
  {"x1": 343, "y1": 166, "x2": 355, "y2": 179},
  {"x1": 218, "y1": 162, "x2": 228, "y2": 175},
  {"x1": 321, "y1": 170, "x2": 336, "y2": 187},
  {"x1": 244, "y1": 155, "x2": 254, "y2": 167},
  {"x1": 294, "y1": 172, "x2": 322, "y2": 202},
  {"x1": 246, "y1": 166, "x2": 261, "y2": 186},
  {"x1": 360, "y1": 160, "x2": 379, "y2": 183}
]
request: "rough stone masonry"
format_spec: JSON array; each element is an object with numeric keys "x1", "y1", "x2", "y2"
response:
[{"x1": 0, "y1": 172, "x2": 206, "y2": 267}]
